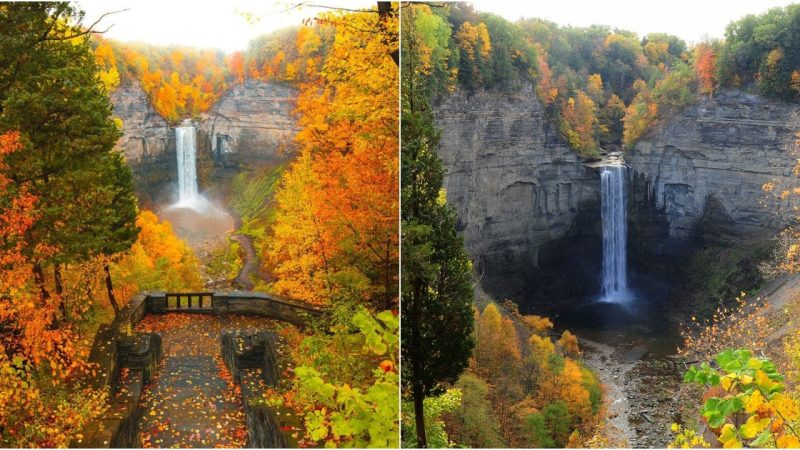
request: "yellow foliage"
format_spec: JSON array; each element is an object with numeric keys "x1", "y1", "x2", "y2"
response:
[
  {"x1": 558, "y1": 330, "x2": 581, "y2": 356},
  {"x1": 112, "y1": 210, "x2": 202, "y2": 304},
  {"x1": 523, "y1": 314, "x2": 554, "y2": 335}
]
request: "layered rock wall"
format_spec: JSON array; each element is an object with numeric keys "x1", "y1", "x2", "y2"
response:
[
  {"x1": 436, "y1": 87, "x2": 800, "y2": 311},
  {"x1": 112, "y1": 80, "x2": 297, "y2": 205},
  {"x1": 434, "y1": 85, "x2": 602, "y2": 310},
  {"x1": 628, "y1": 90, "x2": 800, "y2": 274}
]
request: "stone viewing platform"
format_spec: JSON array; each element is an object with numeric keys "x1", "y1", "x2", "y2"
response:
[{"x1": 71, "y1": 291, "x2": 320, "y2": 448}]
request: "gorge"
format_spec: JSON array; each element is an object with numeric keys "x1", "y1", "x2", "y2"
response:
[
  {"x1": 112, "y1": 79, "x2": 297, "y2": 209},
  {"x1": 433, "y1": 85, "x2": 800, "y2": 446},
  {"x1": 435, "y1": 86, "x2": 800, "y2": 321}
]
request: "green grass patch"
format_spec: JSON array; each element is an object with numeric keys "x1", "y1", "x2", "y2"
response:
[{"x1": 229, "y1": 164, "x2": 285, "y2": 247}]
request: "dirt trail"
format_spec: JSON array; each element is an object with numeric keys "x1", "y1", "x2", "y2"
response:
[{"x1": 230, "y1": 234, "x2": 271, "y2": 290}]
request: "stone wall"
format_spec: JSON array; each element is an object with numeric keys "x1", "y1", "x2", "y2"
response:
[
  {"x1": 71, "y1": 293, "x2": 157, "y2": 448},
  {"x1": 220, "y1": 331, "x2": 295, "y2": 448},
  {"x1": 147, "y1": 291, "x2": 321, "y2": 326}
]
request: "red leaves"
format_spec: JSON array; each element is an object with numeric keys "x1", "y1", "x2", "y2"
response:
[{"x1": 379, "y1": 360, "x2": 395, "y2": 373}]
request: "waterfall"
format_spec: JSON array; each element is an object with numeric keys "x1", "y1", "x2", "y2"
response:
[
  {"x1": 175, "y1": 123, "x2": 199, "y2": 207},
  {"x1": 600, "y1": 165, "x2": 629, "y2": 302}
]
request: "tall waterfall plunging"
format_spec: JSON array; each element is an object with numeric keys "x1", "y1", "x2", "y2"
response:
[
  {"x1": 175, "y1": 122, "x2": 199, "y2": 208},
  {"x1": 599, "y1": 165, "x2": 629, "y2": 302}
]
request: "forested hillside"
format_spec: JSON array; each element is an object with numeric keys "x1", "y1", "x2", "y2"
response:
[
  {"x1": 406, "y1": 3, "x2": 800, "y2": 157},
  {"x1": 1, "y1": 2, "x2": 399, "y2": 447}
]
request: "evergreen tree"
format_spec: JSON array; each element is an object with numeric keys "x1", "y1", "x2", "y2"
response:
[
  {"x1": 401, "y1": 6, "x2": 475, "y2": 448},
  {"x1": 0, "y1": 2, "x2": 138, "y2": 313}
]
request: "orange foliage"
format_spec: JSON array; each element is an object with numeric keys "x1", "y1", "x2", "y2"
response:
[
  {"x1": 558, "y1": 330, "x2": 581, "y2": 356},
  {"x1": 268, "y1": 9, "x2": 398, "y2": 309},
  {"x1": 538, "y1": 359, "x2": 593, "y2": 417},
  {"x1": 96, "y1": 40, "x2": 230, "y2": 122},
  {"x1": 227, "y1": 51, "x2": 245, "y2": 83},
  {"x1": 112, "y1": 210, "x2": 203, "y2": 303},
  {"x1": 560, "y1": 90, "x2": 598, "y2": 154},
  {"x1": 0, "y1": 131, "x2": 108, "y2": 447},
  {"x1": 535, "y1": 44, "x2": 558, "y2": 106},
  {"x1": 695, "y1": 43, "x2": 717, "y2": 96}
]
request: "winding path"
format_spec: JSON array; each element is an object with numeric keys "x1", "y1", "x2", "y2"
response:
[{"x1": 231, "y1": 234, "x2": 271, "y2": 290}]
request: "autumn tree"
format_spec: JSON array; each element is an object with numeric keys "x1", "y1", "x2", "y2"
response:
[
  {"x1": 0, "y1": 2, "x2": 137, "y2": 319},
  {"x1": 622, "y1": 79, "x2": 658, "y2": 149},
  {"x1": 0, "y1": 130, "x2": 109, "y2": 447},
  {"x1": 267, "y1": 6, "x2": 398, "y2": 310},
  {"x1": 401, "y1": 6, "x2": 475, "y2": 447},
  {"x1": 694, "y1": 42, "x2": 717, "y2": 96},
  {"x1": 560, "y1": 90, "x2": 599, "y2": 157}
]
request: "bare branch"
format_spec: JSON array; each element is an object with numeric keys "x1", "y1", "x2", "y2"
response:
[{"x1": 44, "y1": 9, "x2": 128, "y2": 41}]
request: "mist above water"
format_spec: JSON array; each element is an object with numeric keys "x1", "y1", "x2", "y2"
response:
[{"x1": 163, "y1": 120, "x2": 234, "y2": 245}]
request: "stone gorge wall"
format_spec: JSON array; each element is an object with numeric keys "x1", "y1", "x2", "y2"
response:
[
  {"x1": 628, "y1": 90, "x2": 800, "y2": 277},
  {"x1": 436, "y1": 87, "x2": 800, "y2": 312},
  {"x1": 197, "y1": 80, "x2": 297, "y2": 189},
  {"x1": 112, "y1": 80, "x2": 297, "y2": 205},
  {"x1": 111, "y1": 84, "x2": 171, "y2": 205},
  {"x1": 434, "y1": 85, "x2": 603, "y2": 311}
]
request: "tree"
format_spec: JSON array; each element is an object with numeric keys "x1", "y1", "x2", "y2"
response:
[
  {"x1": 0, "y1": 2, "x2": 136, "y2": 317},
  {"x1": 526, "y1": 400, "x2": 573, "y2": 448},
  {"x1": 474, "y1": 303, "x2": 522, "y2": 378},
  {"x1": 401, "y1": 6, "x2": 475, "y2": 447},
  {"x1": 446, "y1": 373, "x2": 504, "y2": 447},
  {"x1": 267, "y1": 6, "x2": 398, "y2": 310},
  {"x1": 694, "y1": 42, "x2": 717, "y2": 96}
]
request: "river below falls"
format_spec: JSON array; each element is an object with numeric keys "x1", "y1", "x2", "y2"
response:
[{"x1": 550, "y1": 287, "x2": 687, "y2": 447}]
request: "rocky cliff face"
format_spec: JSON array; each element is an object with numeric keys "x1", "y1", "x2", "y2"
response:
[
  {"x1": 197, "y1": 80, "x2": 297, "y2": 187},
  {"x1": 628, "y1": 90, "x2": 800, "y2": 276},
  {"x1": 111, "y1": 84, "x2": 171, "y2": 205},
  {"x1": 436, "y1": 87, "x2": 800, "y2": 312},
  {"x1": 113, "y1": 80, "x2": 297, "y2": 206},
  {"x1": 434, "y1": 85, "x2": 603, "y2": 311}
]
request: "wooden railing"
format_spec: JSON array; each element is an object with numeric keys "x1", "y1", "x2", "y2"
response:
[{"x1": 165, "y1": 292, "x2": 213, "y2": 311}]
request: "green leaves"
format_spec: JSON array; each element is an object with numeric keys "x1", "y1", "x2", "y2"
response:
[
  {"x1": 292, "y1": 306, "x2": 399, "y2": 447},
  {"x1": 702, "y1": 397, "x2": 744, "y2": 428},
  {"x1": 674, "y1": 348, "x2": 800, "y2": 449}
]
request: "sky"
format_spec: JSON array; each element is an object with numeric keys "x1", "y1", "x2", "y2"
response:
[
  {"x1": 468, "y1": 0, "x2": 798, "y2": 45},
  {"x1": 75, "y1": 0, "x2": 376, "y2": 53},
  {"x1": 76, "y1": 0, "x2": 798, "y2": 53}
]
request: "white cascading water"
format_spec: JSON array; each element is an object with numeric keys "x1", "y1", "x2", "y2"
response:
[
  {"x1": 175, "y1": 122, "x2": 199, "y2": 208},
  {"x1": 600, "y1": 165, "x2": 629, "y2": 302}
]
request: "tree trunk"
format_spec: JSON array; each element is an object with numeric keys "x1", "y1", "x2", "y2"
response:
[
  {"x1": 54, "y1": 263, "x2": 66, "y2": 321},
  {"x1": 414, "y1": 387, "x2": 428, "y2": 448},
  {"x1": 104, "y1": 263, "x2": 120, "y2": 314},
  {"x1": 377, "y1": 2, "x2": 399, "y2": 66},
  {"x1": 32, "y1": 262, "x2": 49, "y2": 301}
]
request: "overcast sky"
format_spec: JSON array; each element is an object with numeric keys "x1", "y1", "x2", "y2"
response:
[
  {"x1": 74, "y1": 0, "x2": 376, "y2": 53},
  {"x1": 75, "y1": 1, "x2": 798, "y2": 53},
  {"x1": 468, "y1": 0, "x2": 798, "y2": 45}
]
